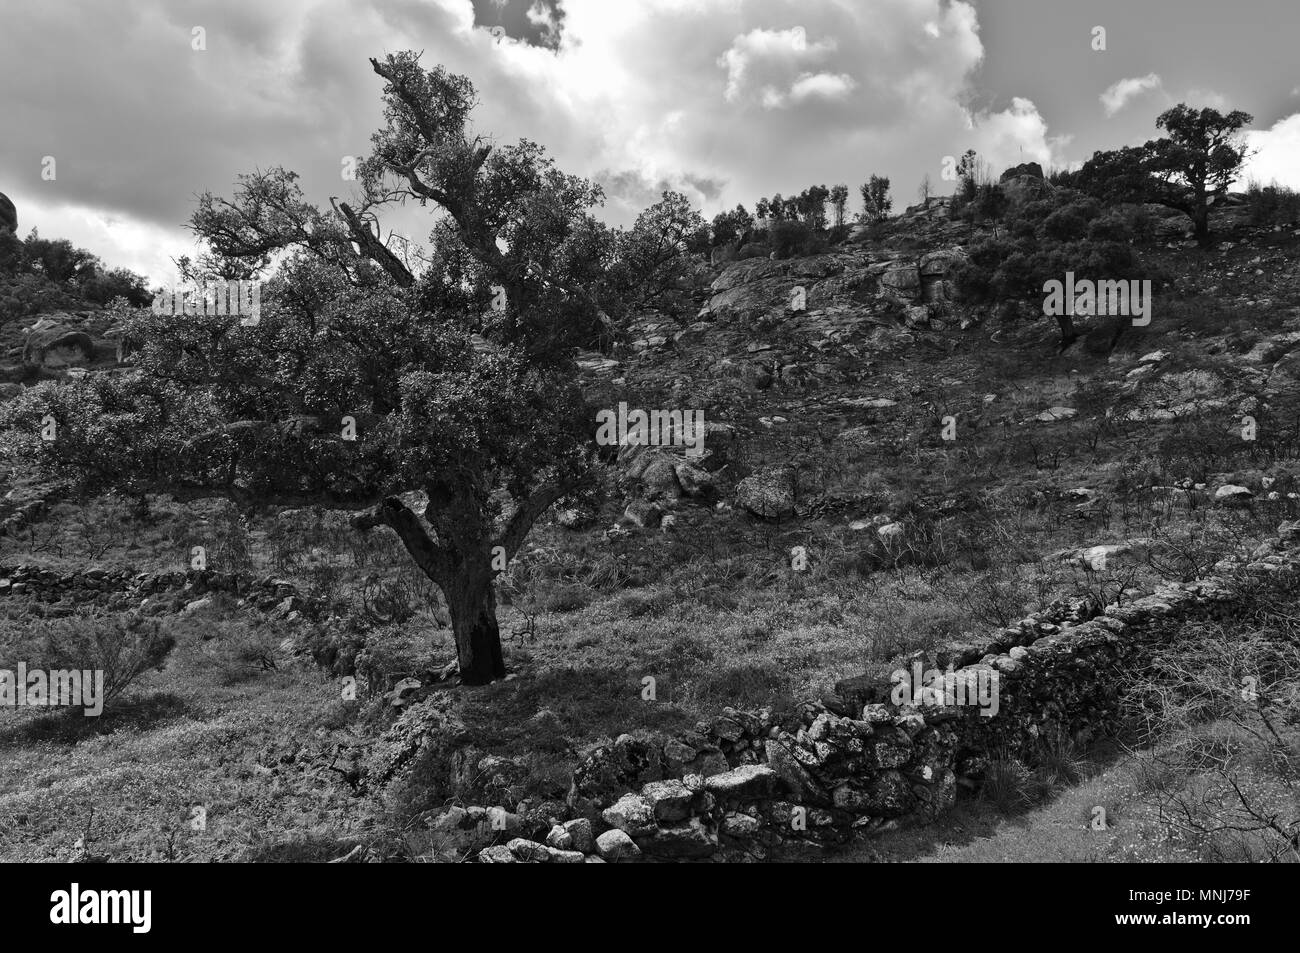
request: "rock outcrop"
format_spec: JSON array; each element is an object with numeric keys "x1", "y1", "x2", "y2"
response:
[{"x1": 0, "y1": 191, "x2": 15, "y2": 234}]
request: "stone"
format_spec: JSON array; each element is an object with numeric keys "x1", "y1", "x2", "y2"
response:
[
  {"x1": 595, "y1": 828, "x2": 642, "y2": 861},
  {"x1": 560, "y1": 818, "x2": 594, "y2": 853},
  {"x1": 674, "y1": 462, "x2": 714, "y2": 497},
  {"x1": 703, "y1": 764, "x2": 777, "y2": 800},
  {"x1": 477, "y1": 845, "x2": 517, "y2": 863},
  {"x1": 1215, "y1": 484, "x2": 1253, "y2": 502},
  {"x1": 623, "y1": 499, "x2": 664, "y2": 528},
  {"x1": 507, "y1": 838, "x2": 552, "y2": 863},
  {"x1": 640, "y1": 817, "x2": 718, "y2": 859},
  {"x1": 640, "y1": 779, "x2": 694, "y2": 822},
  {"x1": 1035, "y1": 406, "x2": 1077, "y2": 422},
  {"x1": 832, "y1": 771, "x2": 917, "y2": 816},
  {"x1": 735, "y1": 466, "x2": 796, "y2": 520},
  {"x1": 663, "y1": 739, "x2": 698, "y2": 767},
  {"x1": 602, "y1": 793, "x2": 656, "y2": 835},
  {"x1": 545, "y1": 824, "x2": 574, "y2": 851},
  {"x1": 0, "y1": 191, "x2": 15, "y2": 233},
  {"x1": 877, "y1": 521, "x2": 905, "y2": 541},
  {"x1": 764, "y1": 738, "x2": 831, "y2": 805},
  {"x1": 639, "y1": 456, "x2": 682, "y2": 496},
  {"x1": 720, "y1": 812, "x2": 763, "y2": 837},
  {"x1": 23, "y1": 330, "x2": 98, "y2": 369}
]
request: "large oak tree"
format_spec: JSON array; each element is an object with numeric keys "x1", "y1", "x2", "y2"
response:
[
  {"x1": 1072, "y1": 104, "x2": 1253, "y2": 245},
  {"x1": 0, "y1": 52, "x2": 702, "y2": 685}
]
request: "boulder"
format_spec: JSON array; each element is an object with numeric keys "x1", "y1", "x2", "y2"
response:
[
  {"x1": 735, "y1": 466, "x2": 796, "y2": 520},
  {"x1": 702, "y1": 764, "x2": 777, "y2": 800},
  {"x1": 998, "y1": 161, "x2": 1044, "y2": 182},
  {"x1": 601, "y1": 793, "x2": 656, "y2": 835},
  {"x1": 1215, "y1": 484, "x2": 1253, "y2": 503},
  {"x1": 640, "y1": 779, "x2": 694, "y2": 822},
  {"x1": 831, "y1": 771, "x2": 917, "y2": 816},
  {"x1": 595, "y1": 828, "x2": 642, "y2": 861},
  {"x1": 622, "y1": 500, "x2": 663, "y2": 529},
  {"x1": 23, "y1": 330, "x2": 98, "y2": 369},
  {"x1": 1034, "y1": 406, "x2": 1077, "y2": 422},
  {"x1": 674, "y1": 462, "x2": 715, "y2": 498},
  {"x1": 639, "y1": 817, "x2": 718, "y2": 859},
  {"x1": 997, "y1": 163, "x2": 1052, "y2": 207},
  {"x1": 879, "y1": 261, "x2": 922, "y2": 298},
  {"x1": 0, "y1": 192, "x2": 15, "y2": 233}
]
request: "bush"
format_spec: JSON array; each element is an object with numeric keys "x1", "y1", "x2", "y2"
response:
[
  {"x1": 3, "y1": 613, "x2": 176, "y2": 710},
  {"x1": 1244, "y1": 182, "x2": 1300, "y2": 226},
  {"x1": 769, "y1": 219, "x2": 826, "y2": 259}
]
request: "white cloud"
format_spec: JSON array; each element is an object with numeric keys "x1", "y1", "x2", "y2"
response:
[
  {"x1": 1184, "y1": 87, "x2": 1229, "y2": 110},
  {"x1": 964, "y1": 97, "x2": 1065, "y2": 175},
  {"x1": 718, "y1": 26, "x2": 838, "y2": 105},
  {"x1": 0, "y1": 0, "x2": 1070, "y2": 266},
  {"x1": 1243, "y1": 113, "x2": 1300, "y2": 190},
  {"x1": 1100, "y1": 73, "x2": 1163, "y2": 116}
]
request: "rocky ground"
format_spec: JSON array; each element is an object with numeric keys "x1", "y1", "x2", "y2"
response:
[{"x1": 2, "y1": 186, "x2": 1300, "y2": 862}]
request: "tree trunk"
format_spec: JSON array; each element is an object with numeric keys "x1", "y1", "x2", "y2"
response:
[
  {"x1": 1192, "y1": 201, "x2": 1210, "y2": 246},
  {"x1": 1054, "y1": 312, "x2": 1080, "y2": 352},
  {"x1": 443, "y1": 563, "x2": 505, "y2": 685}
]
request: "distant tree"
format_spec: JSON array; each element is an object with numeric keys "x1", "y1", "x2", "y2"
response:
[
  {"x1": 0, "y1": 53, "x2": 698, "y2": 685},
  {"x1": 755, "y1": 197, "x2": 771, "y2": 225},
  {"x1": 710, "y1": 204, "x2": 754, "y2": 247},
  {"x1": 80, "y1": 266, "x2": 153, "y2": 307},
  {"x1": 830, "y1": 184, "x2": 849, "y2": 229},
  {"x1": 23, "y1": 232, "x2": 98, "y2": 284},
  {"x1": 955, "y1": 149, "x2": 987, "y2": 204},
  {"x1": 796, "y1": 185, "x2": 830, "y2": 230},
  {"x1": 917, "y1": 173, "x2": 933, "y2": 209},
  {"x1": 860, "y1": 176, "x2": 892, "y2": 221},
  {"x1": 1071, "y1": 104, "x2": 1253, "y2": 245},
  {"x1": 769, "y1": 193, "x2": 786, "y2": 222}
]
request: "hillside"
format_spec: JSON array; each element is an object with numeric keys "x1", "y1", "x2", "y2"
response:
[{"x1": 2, "y1": 174, "x2": 1299, "y2": 864}]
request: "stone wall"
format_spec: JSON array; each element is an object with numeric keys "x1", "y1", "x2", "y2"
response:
[
  {"x1": 403, "y1": 519, "x2": 1300, "y2": 863},
  {"x1": 0, "y1": 563, "x2": 319, "y2": 620}
]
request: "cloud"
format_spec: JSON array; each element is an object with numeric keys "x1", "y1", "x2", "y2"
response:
[
  {"x1": 0, "y1": 0, "x2": 1071, "y2": 282},
  {"x1": 1184, "y1": 87, "x2": 1229, "y2": 110},
  {"x1": 1100, "y1": 73, "x2": 1163, "y2": 116},
  {"x1": 718, "y1": 26, "x2": 839, "y2": 105},
  {"x1": 1243, "y1": 113, "x2": 1300, "y2": 190}
]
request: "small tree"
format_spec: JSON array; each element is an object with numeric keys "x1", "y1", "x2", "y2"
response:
[
  {"x1": 796, "y1": 184, "x2": 830, "y2": 230},
  {"x1": 860, "y1": 175, "x2": 892, "y2": 222},
  {"x1": 917, "y1": 173, "x2": 933, "y2": 209},
  {"x1": 710, "y1": 204, "x2": 754, "y2": 247},
  {"x1": 830, "y1": 184, "x2": 849, "y2": 229}
]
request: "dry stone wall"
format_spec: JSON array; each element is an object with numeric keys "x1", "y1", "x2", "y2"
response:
[
  {"x1": 400, "y1": 519, "x2": 1300, "y2": 863},
  {"x1": 0, "y1": 563, "x2": 319, "y2": 619}
]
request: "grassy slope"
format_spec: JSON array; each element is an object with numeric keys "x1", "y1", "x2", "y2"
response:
[{"x1": 2, "y1": 214, "x2": 1300, "y2": 860}]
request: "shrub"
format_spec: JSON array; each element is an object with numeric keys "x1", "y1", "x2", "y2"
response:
[
  {"x1": 6, "y1": 613, "x2": 176, "y2": 710},
  {"x1": 1244, "y1": 182, "x2": 1300, "y2": 226}
]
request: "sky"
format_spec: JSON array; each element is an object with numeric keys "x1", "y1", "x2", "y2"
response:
[{"x1": 1, "y1": 0, "x2": 1297, "y2": 286}]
